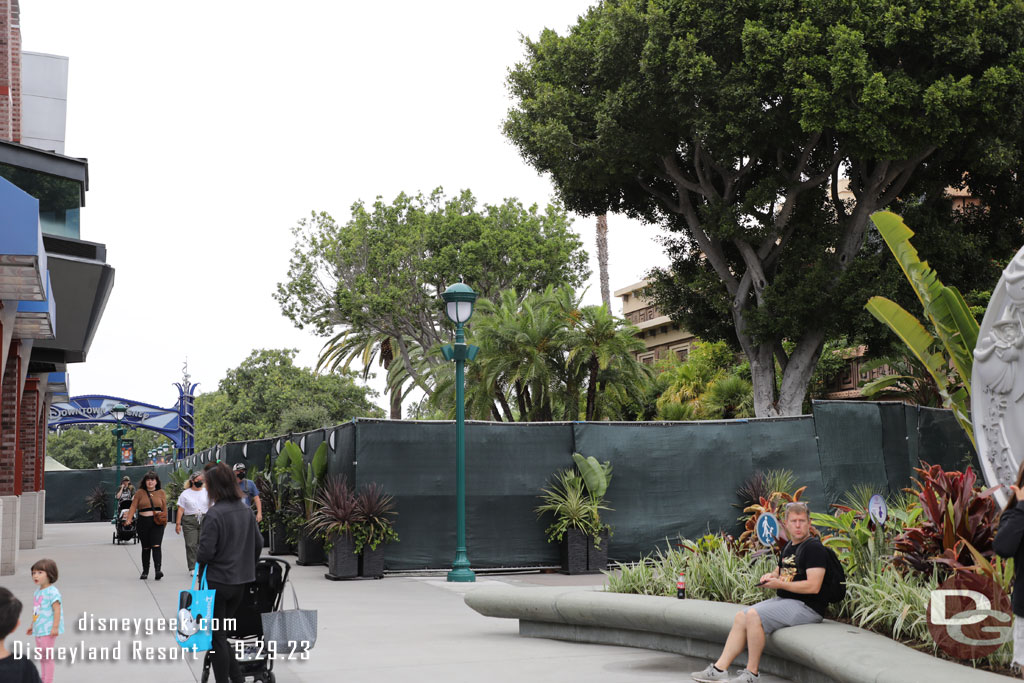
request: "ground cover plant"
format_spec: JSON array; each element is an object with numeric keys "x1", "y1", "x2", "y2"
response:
[{"x1": 605, "y1": 465, "x2": 1014, "y2": 672}]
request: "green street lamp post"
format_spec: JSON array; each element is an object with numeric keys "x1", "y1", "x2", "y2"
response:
[
  {"x1": 110, "y1": 403, "x2": 128, "y2": 517},
  {"x1": 441, "y1": 283, "x2": 479, "y2": 582}
]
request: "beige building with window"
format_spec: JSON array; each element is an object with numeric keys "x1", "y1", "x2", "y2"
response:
[{"x1": 615, "y1": 280, "x2": 696, "y2": 365}]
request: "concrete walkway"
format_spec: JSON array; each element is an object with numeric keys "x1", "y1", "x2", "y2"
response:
[{"x1": 3, "y1": 523, "x2": 792, "y2": 682}]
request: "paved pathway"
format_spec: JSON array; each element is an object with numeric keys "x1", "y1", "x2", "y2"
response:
[{"x1": 2, "y1": 523, "x2": 791, "y2": 682}]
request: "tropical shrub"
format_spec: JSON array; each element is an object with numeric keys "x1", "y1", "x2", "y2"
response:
[
  {"x1": 737, "y1": 485, "x2": 808, "y2": 553},
  {"x1": 735, "y1": 469, "x2": 797, "y2": 518},
  {"x1": 307, "y1": 475, "x2": 358, "y2": 550},
  {"x1": 85, "y1": 485, "x2": 110, "y2": 520},
  {"x1": 892, "y1": 463, "x2": 1000, "y2": 576},
  {"x1": 606, "y1": 534, "x2": 774, "y2": 605},
  {"x1": 352, "y1": 483, "x2": 399, "y2": 553},
  {"x1": 536, "y1": 468, "x2": 602, "y2": 542}
]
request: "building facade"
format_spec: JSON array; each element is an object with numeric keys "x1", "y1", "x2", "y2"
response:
[
  {"x1": 0, "y1": 0, "x2": 114, "y2": 574},
  {"x1": 614, "y1": 280, "x2": 695, "y2": 365}
]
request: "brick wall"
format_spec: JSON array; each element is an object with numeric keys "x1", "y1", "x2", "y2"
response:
[
  {"x1": 36, "y1": 400, "x2": 45, "y2": 490},
  {"x1": 0, "y1": 1, "x2": 19, "y2": 143},
  {"x1": 18, "y1": 378, "x2": 37, "y2": 492},
  {"x1": 10, "y1": 0, "x2": 18, "y2": 142},
  {"x1": 0, "y1": 342, "x2": 21, "y2": 496}
]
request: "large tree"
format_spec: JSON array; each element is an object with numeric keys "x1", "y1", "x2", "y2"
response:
[
  {"x1": 504, "y1": 0, "x2": 1024, "y2": 416},
  {"x1": 275, "y1": 189, "x2": 589, "y2": 406},
  {"x1": 193, "y1": 349, "x2": 383, "y2": 448}
]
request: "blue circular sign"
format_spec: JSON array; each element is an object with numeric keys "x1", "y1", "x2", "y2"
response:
[
  {"x1": 868, "y1": 494, "x2": 888, "y2": 525},
  {"x1": 756, "y1": 512, "x2": 780, "y2": 547}
]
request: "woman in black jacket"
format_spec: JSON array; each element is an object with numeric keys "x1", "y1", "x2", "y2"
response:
[
  {"x1": 196, "y1": 463, "x2": 263, "y2": 683},
  {"x1": 993, "y1": 461, "x2": 1024, "y2": 671}
]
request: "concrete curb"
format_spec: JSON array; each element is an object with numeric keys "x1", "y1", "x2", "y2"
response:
[{"x1": 464, "y1": 585, "x2": 1008, "y2": 683}]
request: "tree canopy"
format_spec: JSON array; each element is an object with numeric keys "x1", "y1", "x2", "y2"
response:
[
  {"x1": 504, "y1": 0, "x2": 1024, "y2": 416},
  {"x1": 193, "y1": 348, "x2": 383, "y2": 448},
  {"x1": 274, "y1": 189, "x2": 589, "y2": 398}
]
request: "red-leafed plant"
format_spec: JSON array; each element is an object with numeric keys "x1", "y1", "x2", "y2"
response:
[{"x1": 892, "y1": 462, "x2": 1000, "y2": 576}]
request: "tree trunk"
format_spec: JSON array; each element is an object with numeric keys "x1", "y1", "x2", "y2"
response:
[
  {"x1": 585, "y1": 355, "x2": 600, "y2": 421},
  {"x1": 389, "y1": 391, "x2": 402, "y2": 419},
  {"x1": 597, "y1": 214, "x2": 610, "y2": 310},
  {"x1": 747, "y1": 333, "x2": 825, "y2": 417}
]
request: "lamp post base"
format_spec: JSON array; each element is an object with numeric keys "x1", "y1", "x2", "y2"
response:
[
  {"x1": 447, "y1": 551, "x2": 475, "y2": 582},
  {"x1": 447, "y1": 567, "x2": 476, "y2": 582}
]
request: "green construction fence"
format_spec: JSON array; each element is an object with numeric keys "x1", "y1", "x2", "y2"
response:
[{"x1": 44, "y1": 401, "x2": 977, "y2": 569}]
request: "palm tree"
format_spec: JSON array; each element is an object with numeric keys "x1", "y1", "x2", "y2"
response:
[
  {"x1": 567, "y1": 304, "x2": 650, "y2": 420},
  {"x1": 596, "y1": 214, "x2": 610, "y2": 309},
  {"x1": 703, "y1": 375, "x2": 755, "y2": 419},
  {"x1": 316, "y1": 329, "x2": 412, "y2": 419}
]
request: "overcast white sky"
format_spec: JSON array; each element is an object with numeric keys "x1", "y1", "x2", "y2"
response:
[{"x1": 24, "y1": 1, "x2": 668, "y2": 414}]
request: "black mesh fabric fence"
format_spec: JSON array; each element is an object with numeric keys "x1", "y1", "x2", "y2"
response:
[
  {"x1": 44, "y1": 463, "x2": 175, "y2": 523},
  {"x1": 355, "y1": 420, "x2": 575, "y2": 570},
  {"x1": 574, "y1": 417, "x2": 822, "y2": 563},
  {"x1": 44, "y1": 402, "x2": 981, "y2": 567}
]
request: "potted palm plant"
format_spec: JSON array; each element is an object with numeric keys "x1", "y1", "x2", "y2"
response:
[
  {"x1": 308, "y1": 475, "x2": 359, "y2": 580},
  {"x1": 573, "y1": 452, "x2": 613, "y2": 571},
  {"x1": 285, "y1": 440, "x2": 329, "y2": 566},
  {"x1": 536, "y1": 453, "x2": 613, "y2": 574},
  {"x1": 535, "y1": 468, "x2": 594, "y2": 574},
  {"x1": 85, "y1": 484, "x2": 110, "y2": 522},
  {"x1": 352, "y1": 483, "x2": 399, "y2": 578}
]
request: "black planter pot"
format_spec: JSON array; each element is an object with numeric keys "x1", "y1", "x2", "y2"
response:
[
  {"x1": 560, "y1": 528, "x2": 589, "y2": 575},
  {"x1": 588, "y1": 529, "x2": 609, "y2": 572},
  {"x1": 360, "y1": 545, "x2": 385, "y2": 578},
  {"x1": 261, "y1": 528, "x2": 270, "y2": 548},
  {"x1": 269, "y1": 523, "x2": 291, "y2": 556},
  {"x1": 325, "y1": 532, "x2": 358, "y2": 580},
  {"x1": 296, "y1": 531, "x2": 326, "y2": 566}
]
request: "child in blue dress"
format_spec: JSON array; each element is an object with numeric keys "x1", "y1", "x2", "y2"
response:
[{"x1": 25, "y1": 559, "x2": 61, "y2": 683}]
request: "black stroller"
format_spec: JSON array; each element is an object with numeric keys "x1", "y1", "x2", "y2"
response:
[
  {"x1": 112, "y1": 497, "x2": 137, "y2": 544},
  {"x1": 201, "y1": 557, "x2": 291, "y2": 683}
]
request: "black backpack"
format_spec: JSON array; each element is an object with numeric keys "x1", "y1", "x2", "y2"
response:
[{"x1": 782, "y1": 538, "x2": 846, "y2": 605}]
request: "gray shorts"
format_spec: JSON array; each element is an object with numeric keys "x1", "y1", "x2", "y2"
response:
[{"x1": 744, "y1": 597, "x2": 823, "y2": 634}]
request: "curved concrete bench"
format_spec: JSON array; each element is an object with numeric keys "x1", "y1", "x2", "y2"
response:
[{"x1": 464, "y1": 585, "x2": 1006, "y2": 683}]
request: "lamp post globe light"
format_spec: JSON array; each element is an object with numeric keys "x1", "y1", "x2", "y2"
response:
[
  {"x1": 110, "y1": 403, "x2": 128, "y2": 517},
  {"x1": 440, "y1": 283, "x2": 479, "y2": 582}
]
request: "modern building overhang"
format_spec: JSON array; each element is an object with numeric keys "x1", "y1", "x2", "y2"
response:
[
  {"x1": 0, "y1": 176, "x2": 47, "y2": 301},
  {"x1": 31, "y1": 247, "x2": 114, "y2": 372},
  {"x1": 0, "y1": 138, "x2": 87, "y2": 206}
]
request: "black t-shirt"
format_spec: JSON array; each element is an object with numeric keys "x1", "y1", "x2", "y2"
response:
[
  {"x1": 0, "y1": 653, "x2": 43, "y2": 683},
  {"x1": 776, "y1": 537, "x2": 829, "y2": 617}
]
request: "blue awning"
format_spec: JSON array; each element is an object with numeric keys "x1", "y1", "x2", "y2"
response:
[
  {"x1": 0, "y1": 176, "x2": 47, "y2": 301},
  {"x1": 15, "y1": 269, "x2": 56, "y2": 339}
]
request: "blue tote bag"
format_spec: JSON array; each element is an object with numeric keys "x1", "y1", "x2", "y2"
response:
[{"x1": 175, "y1": 567, "x2": 216, "y2": 651}]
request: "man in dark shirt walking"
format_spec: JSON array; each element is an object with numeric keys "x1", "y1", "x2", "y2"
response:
[{"x1": 691, "y1": 502, "x2": 827, "y2": 683}]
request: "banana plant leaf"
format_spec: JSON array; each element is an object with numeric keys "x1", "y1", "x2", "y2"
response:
[{"x1": 869, "y1": 211, "x2": 979, "y2": 393}]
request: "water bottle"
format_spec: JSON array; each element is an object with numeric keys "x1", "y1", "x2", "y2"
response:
[{"x1": 677, "y1": 571, "x2": 686, "y2": 599}]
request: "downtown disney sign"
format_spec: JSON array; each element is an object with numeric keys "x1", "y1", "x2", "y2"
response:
[{"x1": 47, "y1": 381, "x2": 197, "y2": 459}]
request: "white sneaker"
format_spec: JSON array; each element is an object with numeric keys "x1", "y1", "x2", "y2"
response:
[
  {"x1": 729, "y1": 671, "x2": 759, "y2": 683},
  {"x1": 691, "y1": 664, "x2": 730, "y2": 682}
]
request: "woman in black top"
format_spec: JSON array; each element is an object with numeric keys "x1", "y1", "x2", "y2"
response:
[
  {"x1": 196, "y1": 463, "x2": 263, "y2": 683},
  {"x1": 994, "y1": 460, "x2": 1024, "y2": 670}
]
